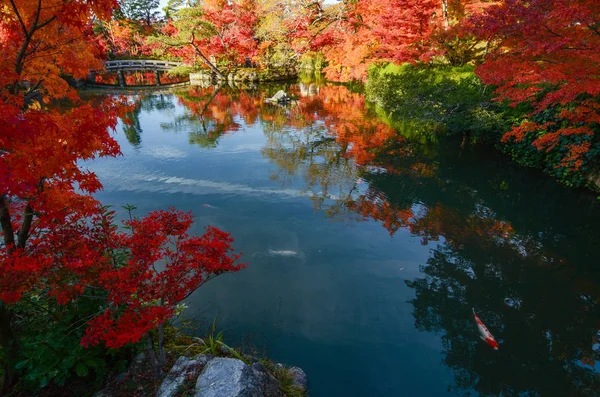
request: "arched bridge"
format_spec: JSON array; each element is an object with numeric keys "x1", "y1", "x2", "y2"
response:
[
  {"x1": 90, "y1": 59, "x2": 183, "y2": 87},
  {"x1": 104, "y1": 59, "x2": 182, "y2": 72}
]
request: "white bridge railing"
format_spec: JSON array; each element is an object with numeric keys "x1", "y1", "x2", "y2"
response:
[
  {"x1": 104, "y1": 59, "x2": 182, "y2": 71},
  {"x1": 90, "y1": 59, "x2": 184, "y2": 87}
]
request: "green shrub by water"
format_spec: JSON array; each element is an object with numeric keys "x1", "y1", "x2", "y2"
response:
[
  {"x1": 366, "y1": 62, "x2": 600, "y2": 190},
  {"x1": 366, "y1": 63, "x2": 511, "y2": 144}
]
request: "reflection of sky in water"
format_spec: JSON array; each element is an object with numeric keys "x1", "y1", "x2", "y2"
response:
[
  {"x1": 86, "y1": 88, "x2": 600, "y2": 397},
  {"x1": 87, "y1": 93, "x2": 453, "y2": 396}
]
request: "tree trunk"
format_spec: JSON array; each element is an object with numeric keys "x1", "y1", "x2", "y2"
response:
[
  {"x1": 441, "y1": 0, "x2": 450, "y2": 30},
  {"x1": 157, "y1": 323, "x2": 165, "y2": 365},
  {"x1": 0, "y1": 195, "x2": 15, "y2": 249},
  {"x1": 193, "y1": 46, "x2": 225, "y2": 80},
  {"x1": 1, "y1": 196, "x2": 19, "y2": 392},
  {"x1": 0, "y1": 304, "x2": 18, "y2": 393},
  {"x1": 17, "y1": 203, "x2": 33, "y2": 249},
  {"x1": 145, "y1": 333, "x2": 163, "y2": 380}
]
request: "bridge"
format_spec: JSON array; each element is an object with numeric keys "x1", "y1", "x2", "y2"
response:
[
  {"x1": 104, "y1": 59, "x2": 182, "y2": 72},
  {"x1": 90, "y1": 59, "x2": 183, "y2": 87}
]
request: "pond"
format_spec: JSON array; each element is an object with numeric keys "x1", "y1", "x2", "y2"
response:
[{"x1": 85, "y1": 80, "x2": 600, "y2": 396}]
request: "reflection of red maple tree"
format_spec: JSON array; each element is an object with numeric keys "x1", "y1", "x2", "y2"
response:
[
  {"x1": 95, "y1": 72, "x2": 119, "y2": 85},
  {"x1": 293, "y1": 85, "x2": 406, "y2": 164},
  {"x1": 124, "y1": 71, "x2": 157, "y2": 86}
]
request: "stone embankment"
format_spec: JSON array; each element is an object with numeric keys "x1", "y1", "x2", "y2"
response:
[{"x1": 190, "y1": 68, "x2": 297, "y2": 86}]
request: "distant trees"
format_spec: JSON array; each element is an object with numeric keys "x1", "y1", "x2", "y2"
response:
[{"x1": 116, "y1": 0, "x2": 161, "y2": 26}]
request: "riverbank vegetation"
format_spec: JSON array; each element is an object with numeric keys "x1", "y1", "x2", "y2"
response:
[{"x1": 91, "y1": 0, "x2": 600, "y2": 190}]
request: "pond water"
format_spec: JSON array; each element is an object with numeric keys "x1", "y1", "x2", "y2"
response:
[{"x1": 85, "y1": 81, "x2": 600, "y2": 396}]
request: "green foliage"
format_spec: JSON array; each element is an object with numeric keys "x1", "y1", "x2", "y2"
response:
[
  {"x1": 163, "y1": 319, "x2": 245, "y2": 361},
  {"x1": 366, "y1": 63, "x2": 511, "y2": 143},
  {"x1": 366, "y1": 61, "x2": 600, "y2": 190},
  {"x1": 116, "y1": 0, "x2": 161, "y2": 25},
  {"x1": 298, "y1": 52, "x2": 327, "y2": 71},
  {"x1": 10, "y1": 295, "x2": 133, "y2": 392},
  {"x1": 259, "y1": 361, "x2": 305, "y2": 397}
]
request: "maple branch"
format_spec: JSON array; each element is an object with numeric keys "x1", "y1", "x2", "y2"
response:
[
  {"x1": 32, "y1": 15, "x2": 57, "y2": 33},
  {"x1": 542, "y1": 24, "x2": 562, "y2": 38},
  {"x1": 190, "y1": 31, "x2": 224, "y2": 79},
  {"x1": 13, "y1": 0, "x2": 43, "y2": 77},
  {"x1": 8, "y1": 0, "x2": 28, "y2": 37}
]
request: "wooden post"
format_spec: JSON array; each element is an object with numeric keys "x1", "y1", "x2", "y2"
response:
[
  {"x1": 118, "y1": 70, "x2": 125, "y2": 87},
  {"x1": 155, "y1": 69, "x2": 161, "y2": 86}
]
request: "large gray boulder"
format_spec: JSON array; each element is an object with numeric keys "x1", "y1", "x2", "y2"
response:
[
  {"x1": 194, "y1": 357, "x2": 282, "y2": 397},
  {"x1": 156, "y1": 355, "x2": 212, "y2": 397}
]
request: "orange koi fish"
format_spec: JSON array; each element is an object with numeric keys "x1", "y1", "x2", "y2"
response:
[{"x1": 473, "y1": 308, "x2": 499, "y2": 350}]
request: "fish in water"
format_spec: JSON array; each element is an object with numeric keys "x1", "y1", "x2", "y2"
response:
[
  {"x1": 472, "y1": 308, "x2": 499, "y2": 350},
  {"x1": 267, "y1": 249, "x2": 302, "y2": 257},
  {"x1": 252, "y1": 249, "x2": 307, "y2": 260}
]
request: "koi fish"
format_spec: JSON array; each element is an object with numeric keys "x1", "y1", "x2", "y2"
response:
[
  {"x1": 268, "y1": 249, "x2": 302, "y2": 257},
  {"x1": 473, "y1": 308, "x2": 499, "y2": 350},
  {"x1": 251, "y1": 249, "x2": 307, "y2": 260}
]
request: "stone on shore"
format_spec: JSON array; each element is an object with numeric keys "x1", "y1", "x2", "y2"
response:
[
  {"x1": 156, "y1": 355, "x2": 212, "y2": 397},
  {"x1": 194, "y1": 357, "x2": 282, "y2": 397}
]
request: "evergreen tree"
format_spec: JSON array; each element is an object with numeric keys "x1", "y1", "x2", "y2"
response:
[{"x1": 117, "y1": 0, "x2": 161, "y2": 25}]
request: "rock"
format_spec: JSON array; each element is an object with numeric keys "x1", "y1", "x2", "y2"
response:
[
  {"x1": 156, "y1": 355, "x2": 212, "y2": 397},
  {"x1": 288, "y1": 367, "x2": 308, "y2": 393},
  {"x1": 266, "y1": 90, "x2": 290, "y2": 103},
  {"x1": 127, "y1": 351, "x2": 146, "y2": 374},
  {"x1": 249, "y1": 362, "x2": 282, "y2": 397},
  {"x1": 195, "y1": 357, "x2": 282, "y2": 397}
]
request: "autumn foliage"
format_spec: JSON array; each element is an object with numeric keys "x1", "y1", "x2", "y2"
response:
[
  {"x1": 1, "y1": 0, "x2": 242, "y2": 390},
  {"x1": 474, "y1": 0, "x2": 600, "y2": 172}
]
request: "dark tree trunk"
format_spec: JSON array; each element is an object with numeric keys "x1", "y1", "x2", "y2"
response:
[
  {"x1": 157, "y1": 323, "x2": 165, "y2": 364},
  {"x1": 0, "y1": 304, "x2": 18, "y2": 393},
  {"x1": 146, "y1": 333, "x2": 163, "y2": 380},
  {"x1": 0, "y1": 195, "x2": 15, "y2": 249}
]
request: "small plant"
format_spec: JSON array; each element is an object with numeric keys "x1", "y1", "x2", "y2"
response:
[
  {"x1": 198, "y1": 321, "x2": 224, "y2": 356},
  {"x1": 264, "y1": 363, "x2": 305, "y2": 397}
]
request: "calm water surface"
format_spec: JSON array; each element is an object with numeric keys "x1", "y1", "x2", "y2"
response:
[{"x1": 86, "y1": 81, "x2": 600, "y2": 396}]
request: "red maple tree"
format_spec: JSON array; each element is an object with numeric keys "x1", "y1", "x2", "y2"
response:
[
  {"x1": 473, "y1": 0, "x2": 600, "y2": 170},
  {"x1": 0, "y1": 0, "x2": 242, "y2": 389}
]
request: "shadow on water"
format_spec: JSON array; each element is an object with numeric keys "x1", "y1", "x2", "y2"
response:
[{"x1": 100, "y1": 77, "x2": 600, "y2": 396}]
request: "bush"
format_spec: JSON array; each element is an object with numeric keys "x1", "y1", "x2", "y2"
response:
[
  {"x1": 365, "y1": 62, "x2": 600, "y2": 190},
  {"x1": 366, "y1": 62, "x2": 511, "y2": 144},
  {"x1": 9, "y1": 295, "x2": 134, "y2": 392},
  {"x1": 500, "y1": 106, "x2": 600, "y2": 188}
]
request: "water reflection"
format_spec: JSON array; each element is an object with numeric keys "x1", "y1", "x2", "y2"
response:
[
  {"x1": 118, "y1": 81, "x2": 600, "y2": 395},
  {"x1": 94, "y1": 70, "x2": 188, "y2": 86},
  {"x1": 123, "y1": 94, "x2": 175, "y2": 147}
]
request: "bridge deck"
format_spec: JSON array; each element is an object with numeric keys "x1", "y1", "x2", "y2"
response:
[{"x1": 90, "y1": 59, "x2": 185, "y2": 87}]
